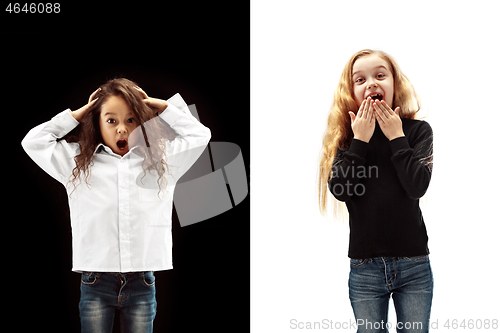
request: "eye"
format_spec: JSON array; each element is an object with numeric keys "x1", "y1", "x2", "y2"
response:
[
  {"x1": 377, "y1": 73, "x2": 385, "y2": 79},
  {"x1": 354, "y1": 77, "x2": 365, "y2": 84},
  {"x1": 127, "y1": 118, "x2": 135, "y2": 124},
  {"x1": 107, "y1": 119, "x2": 116, "y2": 124}
]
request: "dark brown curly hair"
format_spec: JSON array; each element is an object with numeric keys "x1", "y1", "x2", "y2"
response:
[{"x1": 62, "y1": 78, "x2": 177, "y2": 193}]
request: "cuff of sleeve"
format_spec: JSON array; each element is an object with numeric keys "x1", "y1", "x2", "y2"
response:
[
  {"x1": 349, "y1": 139, "x2": 369, "y2": 158},
  {"x1": 159, "y1": 103, "x2": 187, "y2": 127},
  {"x1": 389, "y1": 136, "x2": 410, "y2": 155},
  {"x1": 51, "y1": 109, "x2": 80, "y2": 136}
]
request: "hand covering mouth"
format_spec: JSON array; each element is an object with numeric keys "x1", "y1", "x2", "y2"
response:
[{"x1": 117, "y1": 139, "x2": 128, "y2": 150}]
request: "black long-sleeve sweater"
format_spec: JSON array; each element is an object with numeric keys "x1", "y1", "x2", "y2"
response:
[{"x1": 328, "y1": 118, "x2": 433, "y2": 259}]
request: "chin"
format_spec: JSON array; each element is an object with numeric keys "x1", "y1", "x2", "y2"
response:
[{"x1": 114, "y1": 147, "x2": 128, "y2": 156}]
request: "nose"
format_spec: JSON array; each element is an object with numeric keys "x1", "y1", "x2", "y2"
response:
[
  {"x1": 117, "y1": 124, "x2": 128, "y2": 134},
  {"x1": 366, "y1": 80, "x2": 378, "y2": 90}
]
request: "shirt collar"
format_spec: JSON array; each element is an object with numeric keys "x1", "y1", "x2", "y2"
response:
[
  {"x1": 94, "y1": 143, "x2": 105, "y2": 154},
  {"x1": 93, "y1": 143, "x2": 139, "y2": 157}
]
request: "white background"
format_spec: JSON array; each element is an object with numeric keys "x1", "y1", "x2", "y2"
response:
[{"x1": 251, "y1": 0, "x2": 499, "y2": 332}]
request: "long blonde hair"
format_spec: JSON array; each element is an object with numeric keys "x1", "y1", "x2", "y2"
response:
[{"x1": 318, "y1": 49, "x2": 421, "y2": 218}]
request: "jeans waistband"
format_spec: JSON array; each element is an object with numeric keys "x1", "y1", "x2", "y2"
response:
[
  {"x1": 82, "y1": 271, "x2": 151, "y2": 276},
  {"x1": 351, "y1": 255, "x2": 429, "y2": 262}
]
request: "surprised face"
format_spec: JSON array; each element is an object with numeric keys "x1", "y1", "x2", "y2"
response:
[
  {"x1": 99, "y1": 95, "x2": 139, "y2": 156},
  {"x1": 352, "y1": 54, "x2": 395, "y2": 109}
]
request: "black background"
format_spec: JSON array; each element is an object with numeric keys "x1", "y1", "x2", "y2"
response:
[{"x1": 3, "y1": 2, "x2": 249, "y2": 332}]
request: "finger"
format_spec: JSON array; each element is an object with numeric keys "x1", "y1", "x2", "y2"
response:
[
  {"x1": 376, "y1": 100, "x2": 391, "y2": 119},
  {"x1": 374, "y1": 104, "x2": 385, "y2": 123},
  {"x1": 359, "y1": 99, "x2": 367, "y2": 118},
  {"x1": 380, "y1": 100, "x2": 394, "y2": 115},
  {"x1": 365, "y1": 100, "x2": 374, "y2": 121},
  {"x1": 142, "y1": 99, "x2": 156, "y2": 111},
  {"x1": 376, "y1": 114, "x2": 384, "y2": 124},
  {"x1": 367, "y1": 98, "x2": 374, "y2": 113},
  {"x1": 88, "y1": 87, "x2": 101, "y2": 103},
  {"x1": 367, "y1": 102, "x2": 374, "y2": 122},
  {"x1": 371, "y1": 100, "x2": 382, "y2": 118},
  {"x1": 135, "y1": 86, "x2": 149, "y2": 99},
  {"x1": 348, "y1": 111, "x2": 356, "y2": 125},
  {"x1": 363, "y1": 97, "x2": 372, "y2": 114},
  {"x1": 394, "y1": 107, "x2": 401, "y2": 116},
  {"x1": 366, "y1": 97, "x2": 375, "y2": 119}
]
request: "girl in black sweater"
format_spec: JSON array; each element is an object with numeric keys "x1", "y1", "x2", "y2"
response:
[{"x1": 318, "y1": 49, "x2": 433, "y2": 332}]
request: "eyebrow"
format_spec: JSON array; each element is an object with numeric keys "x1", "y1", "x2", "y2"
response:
[
  {"x1": 352, "y1": 65, "x2": 388, "y2": 77},
  {"x1": 103, "y1": 112, "x2": 134, "y2": 117}
]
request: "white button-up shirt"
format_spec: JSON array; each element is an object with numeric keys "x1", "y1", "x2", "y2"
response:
[{"x1": 22, "y1": 93, "x2": 211, "y2": 272}]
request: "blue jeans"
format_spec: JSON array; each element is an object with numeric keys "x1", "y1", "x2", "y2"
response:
[
  {"x1": 79, "y1": 271, "x2": 157, "y2": 333},
  {"x1": 349, "y1": 256, "x2": 433, "y2": 333}
]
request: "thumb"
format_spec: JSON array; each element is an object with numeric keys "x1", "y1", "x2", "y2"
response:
[
  {"x1": 394, "y1": 107, "x2": 400, "y2": 115},
  {"x1": 348, "y1": 111, "x2": 356, "y2": 124}
]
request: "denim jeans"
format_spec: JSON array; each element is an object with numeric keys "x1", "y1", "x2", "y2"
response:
[
  {"x1": 79, "y1": 271, "x2": 156, "y2": 333},
  {"x1": 349, "y1": 256, "x2": 433, "y2": 333}
]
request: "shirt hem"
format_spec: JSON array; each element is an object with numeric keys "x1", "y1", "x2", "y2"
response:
[{"x1": 72, "y1": 265, "x2": 173, "y2": 273}]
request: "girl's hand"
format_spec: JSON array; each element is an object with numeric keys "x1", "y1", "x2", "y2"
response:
[
  {"x1": 135, "y1": 87, "x2": 169, "y2": 115},
  {"x1": 373, "y1": 100, "x2": 404, "y2": 141},
  {"x1": 70, "y1": 88, "x2": 101, "y2": 122},
  {"x1": 349, "y1": 97, "x2": 376, "y2": 143}
]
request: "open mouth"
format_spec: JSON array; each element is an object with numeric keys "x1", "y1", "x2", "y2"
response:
[
  {"x1": 117, "y1": 139, "x2": 128, "y2": 150},
  {"x1": 369, "y1": 94, "x2": 383, "y2": 101}
]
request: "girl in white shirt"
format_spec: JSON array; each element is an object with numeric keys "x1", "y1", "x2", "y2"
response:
[{"x1": 22, "y1": 78, "x2": 211, "y2": 333}]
